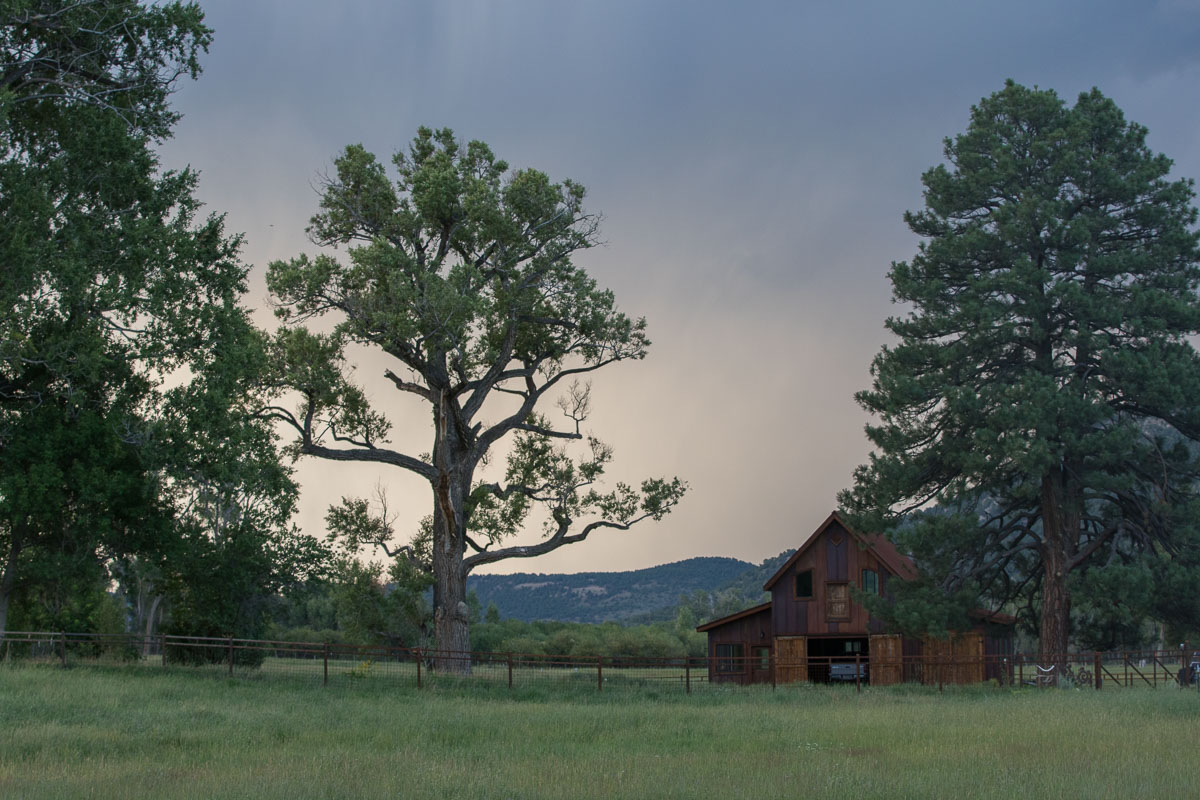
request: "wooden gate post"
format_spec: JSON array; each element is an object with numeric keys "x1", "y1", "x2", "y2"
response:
[
  {"x1": 1094, "y1": 652, "x2": 1101, "y2": 690},
  {"x1": 227, "y1": 636, "x2": 234, "y2": 676}
]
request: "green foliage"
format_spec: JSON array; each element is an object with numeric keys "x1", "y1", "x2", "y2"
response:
[
  {"x1": 1070, "y1": 562, "x2": 1156, "y2": 651},
  {"x1": 328, "y1": 559, "x2": 429, "y2": 648},
  {"x1": 466, "y1": 618, "x2": 701, "y2": 660},
  {"x1": 0, "y1": 1, "x2": 325, "y2": 639},
  {"x1": 842, "y1": 81, "x2": 1200, "y2": 647}
]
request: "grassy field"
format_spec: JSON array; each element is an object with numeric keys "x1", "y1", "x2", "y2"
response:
[{"x1": 1, "y1": 663, "x2": 1197, "y2": 799}]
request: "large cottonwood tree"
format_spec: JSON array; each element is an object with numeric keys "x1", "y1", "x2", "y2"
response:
[
  {"x1": 841, "y1": 82, "x2": 1200, "y2": 661},
  {"x1": 264, "y1": 128, "x2": 685, "y2": 667}
]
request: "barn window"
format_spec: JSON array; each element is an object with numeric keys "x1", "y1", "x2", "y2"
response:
[
  {"x1": 753, "y1": 646, "x2": 771, "y2": 671},
  {"x1": 795, "y1": 569, "x2": 813, "y2": 599},
  {"x1": 715, "y1": 643, "x2": 745, "y2": 673},
  {"x1": 862, "y1": 569, "x2": 879, "y2": 595},
  {"x1": 826, "y1": 583, "x2": 850, "y2": 621}
]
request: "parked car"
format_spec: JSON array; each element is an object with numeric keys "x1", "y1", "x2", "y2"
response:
[{"x1": 829, "y1": 662, "x2": 868, "y2": 682}]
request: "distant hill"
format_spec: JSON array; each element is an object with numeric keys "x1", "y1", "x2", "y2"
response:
[
  {"x1": 467, "y1": 557, "x2": 753, "y2": 623},
  {"x1": 626, "y1": 549, "x2": 795, "y2": 626}
]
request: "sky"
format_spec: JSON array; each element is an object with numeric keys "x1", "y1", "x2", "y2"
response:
[{"x1": 158, "y1": 0, "x2": 1200, "y2": 575}]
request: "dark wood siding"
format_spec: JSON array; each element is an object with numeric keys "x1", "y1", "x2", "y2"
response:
[
  {"x1": 772, "y1": 521, "x2": 894, "y2": 638},
  {"x1": 826, "y1": 526, "x2": 847, "y2": 580},
  {"x1": 705, "y1": 606, "x2": 773, "y2": 685}
]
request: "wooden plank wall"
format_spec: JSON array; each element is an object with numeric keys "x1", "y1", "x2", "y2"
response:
[
  {"x1": 771, "y1": 522, "x2": 891, "y2": 638},
  {"x1": 922, "y1": 632, "x2": 985, "y2": 685}
]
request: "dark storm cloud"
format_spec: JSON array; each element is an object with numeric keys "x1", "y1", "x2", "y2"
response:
[{"x1": 159, "y1": 0, "x2": 1200, "y2": 571}]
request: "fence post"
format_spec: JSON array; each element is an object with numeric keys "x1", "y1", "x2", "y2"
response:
[
  {"x1": 1181, "y1": 643, "x2": 1188, "y2": 689},
  {"x1": 59, "y1": 631, "x2": 67, "y2": 667},
  {"x1": 160, "y1": 634, "x2": 166, "y2": 668},
  {"x1": 1093, "y1": 651, "x2": 1101, "y2": 690},
  {"x1": 507, "y1": 652, "x2": 513, "y2": 690},
  {"x1": 1017, "y1": 652, "x2": 1023, "y2": 687},
  {"x1": 938, "y1": 655, "x2": 943, "y2": 693},
  {"x1": 416, "y1": 648, "x2": 422, "y2": 689},
  {"x1": 685, "y1": 659, "x2": 691, "y2": 694},
  {"x1": 597, "y1": 655, "x2": 603, "y2": 692},
  {"x1": 323, "y1": 642, "x2": 329, "y2": 687},
  {"x1": 227, "y1": 636, "x2": 234, "y2": 676}
]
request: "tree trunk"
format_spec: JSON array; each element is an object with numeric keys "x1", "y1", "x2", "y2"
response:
[
  {"x1": 0, "y1": 536, "x2": 21, "y2": 640},
  {"x1": 142, "y1": 595, "x2": 162, "y2": 657},
  {"x1": 1039, "y1": 467, "x2": 1078, "y2": 673},
  {"x1": 432, "y1": 540, "x2": 470, "y2": 673},
  {"x1": 0, "y1": 588, "x2": 9, "y2": 642},
  {"x1": 430, "y1": 391, "x2": 474, "y2": 673}
]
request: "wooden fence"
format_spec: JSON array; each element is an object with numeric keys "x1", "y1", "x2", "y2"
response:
[{"x1": 0, "y1": 631, "x2": 1196, "y2": 694}]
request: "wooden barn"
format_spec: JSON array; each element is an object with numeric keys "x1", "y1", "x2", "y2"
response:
[{"x1": 697, "y1": 512, "x2": 1014, "y2": 686}]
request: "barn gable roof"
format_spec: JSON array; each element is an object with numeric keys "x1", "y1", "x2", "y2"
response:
[
  {"x1": 694, "y1": 602, "x2": 772, "y2": 633},
  {"x1": 762, "y1": 511, "x2": 917, "y2": 591}
]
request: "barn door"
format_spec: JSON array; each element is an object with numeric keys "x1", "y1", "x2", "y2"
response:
[
  {"x1": 922, "y1": 632, "x2": 984, "y2": 684},
  {"x1": 954, "y1": 632, "x2": 984, "y2": 684},
  {"x1": 869, "y1": 634, "x2": 902, "y2": 686},
  {"x1": 775, "y1": 636, "x2": 808, "y2": 683}
]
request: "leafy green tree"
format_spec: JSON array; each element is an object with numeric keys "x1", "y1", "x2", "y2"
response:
[
  {"x1": 264, "y1": 127, "x2": 685, "y2": 670},
  {"x1": 0, "y1": 1, "x2": 323, "y2": 638},
  {"x1": 329, "y1": 558, "x2": 430, "y2": 648},
  {"x1": 158, "y1": 381, "x2": 329, "y2": 647},
  {"x1": 842, "y1": 82, "x2": 1200, "y2": 661}
]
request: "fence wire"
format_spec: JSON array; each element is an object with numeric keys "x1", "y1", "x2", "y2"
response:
[{"x1": 1, "y1": 631, "x2": 1196, "y2": 694}]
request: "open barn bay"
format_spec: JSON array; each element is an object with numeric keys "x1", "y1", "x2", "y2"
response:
[{"x1": 1, "y1": 664, "x2": 1196, "y2": 799}]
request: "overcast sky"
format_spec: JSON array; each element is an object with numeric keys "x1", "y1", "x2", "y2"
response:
[{"x1": 159, "y1": 0, "x2": 1200, "y2": 574}]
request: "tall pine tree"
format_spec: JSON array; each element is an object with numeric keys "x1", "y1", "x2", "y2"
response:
[{"x1": 842, "y1": 82, "x2": 1200, "y2": 661}]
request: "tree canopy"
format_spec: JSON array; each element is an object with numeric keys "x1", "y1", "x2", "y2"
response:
[
  {"x1": 0, "y1": 0, "x2": 321, "y2": 638},
  {"x1": 841, "y1": 81, "x2": 1200, "y2": 657},
  {"x1": 264, "y1": 127, "x2": 685, "y2": 668}
]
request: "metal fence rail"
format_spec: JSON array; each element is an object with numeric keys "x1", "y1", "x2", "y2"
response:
[{"x1": 1, "y1": 631, "x2": 1195, "y2": 694}]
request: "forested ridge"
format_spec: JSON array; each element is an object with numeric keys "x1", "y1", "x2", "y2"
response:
[{"x1": 465, "y1": 556, "x2": 751, "y2": 623}]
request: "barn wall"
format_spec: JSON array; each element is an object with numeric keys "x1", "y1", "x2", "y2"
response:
[
  {"x1": 705, "y1": 608, "x2": 773, "y2": 685},
  {"x1": 771, "y1": 521, "x2": 892, "y2": 638}
]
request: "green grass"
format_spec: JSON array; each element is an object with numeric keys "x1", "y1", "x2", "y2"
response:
[{"x1": 1, "y1": 663, "x2": 1197, "y2": 799}]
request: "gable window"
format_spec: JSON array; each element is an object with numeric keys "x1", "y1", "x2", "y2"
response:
[
  {"x1": 795, "y1": 569, "x2": 813, "y2": 599},
  {"x1": 862, "y1": 569, "x2": 879, "y2": 595},
  {"x1": 715, "y1": 643, "x2": 745, "y2": 674},
  {"x1": 827, "y1": 583, "x2": 850, "y2": 621}
]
